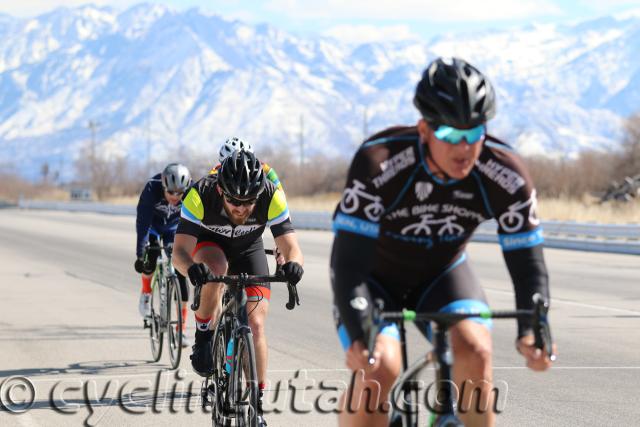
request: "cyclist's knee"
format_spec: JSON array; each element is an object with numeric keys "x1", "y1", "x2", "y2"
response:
[
  {"x1": 450, "y1": 322, "x2": 493, "y2": 367},
  {"x1": 248, "y1": 313, "x2": 266, "y2": 336},
  {"x1": 372, "y1": 358, "x2": 401, "y2": 390}
]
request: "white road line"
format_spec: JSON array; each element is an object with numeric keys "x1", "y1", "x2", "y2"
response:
[
  {"x1": 23, "y1": 366, "x2": 640, "y2": 383},
  {"x1": 485, "y1": 288, "x2": 640, "y2": 315}
]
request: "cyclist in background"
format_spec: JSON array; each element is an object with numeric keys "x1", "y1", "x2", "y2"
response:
[
  {"x1": 172, "y1": 149, "x2": 304, "y2": 427},
  {"x1": 211, "y1": 136, "x2": 283, "y2": 191},
  {"x1": 214, "y1": 137, "x2": 286, "y2": 266},
  {"x1": 331, "y1": 57, "x2": 556, "y2": 427},
  {"x1": 135, "y1": 163, "x2": 192, "y2": 347}
]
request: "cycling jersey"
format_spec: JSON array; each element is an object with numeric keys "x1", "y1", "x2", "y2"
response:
[
  {"x1": 136, "y1": 174, "x2": 182, "y2": 258},
  {"x1": 177, "y1": 173, "x2": 293, "y2": 250},
  {"x1": 331, "y1": 125, "x2": 549, "y2": 343},
  {"x1": 208, "y1": 162, "x2": 283, "y2": 191}
]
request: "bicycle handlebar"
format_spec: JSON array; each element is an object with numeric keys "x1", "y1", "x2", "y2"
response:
[
  {"x1": 366, "y1": 293, "x2": 555, "y2": 364},
  {"x1": 190, "y1": 248, "x2": 300, "y2": 312}
]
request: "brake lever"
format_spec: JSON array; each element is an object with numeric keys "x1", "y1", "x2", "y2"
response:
[
  {"x1": 191, "y1": 284, "x2": 201, "y2": 311},
  {"x1": 285, "y1": 283, "x2": 300, "y2": 310},
  {"x1": 366, "y1": 299, "x2": 384, "y2": 365},
  {"x1": 532, "y1": 293, "x2": 556, "y2": 362}
]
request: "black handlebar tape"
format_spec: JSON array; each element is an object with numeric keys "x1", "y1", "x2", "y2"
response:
[{"x1": 285, "y1": 283, "x2": 298, "y2": 310}]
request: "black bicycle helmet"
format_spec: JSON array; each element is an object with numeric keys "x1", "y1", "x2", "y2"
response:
[
  {"x1": 413, "y1": 57, "x2": 496, "y2": 128},
  {"x1": 218, "y1": 150, "x2": 265, "y2": 199}
]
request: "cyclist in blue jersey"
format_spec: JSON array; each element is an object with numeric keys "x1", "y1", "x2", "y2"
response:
[
  {"x1": 331, "y1": 57, "x2": 557, "y2": 427},
  {"x1": 135, "y1": 163, "x2": 192, "y2": 346}
]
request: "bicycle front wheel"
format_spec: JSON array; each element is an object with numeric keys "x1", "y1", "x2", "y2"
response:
[
  {"x1": 232, "y1": 330, "x2": 259, "y2": 427},
  {"x1": 149, "y1": 273, "x2": 164, "y2": 362},
  {"x1": 211, "y1": 322, "x2": 231, "y2": 427},
  {"x1": 166, "y1": 276, "x2": 183, "y2": 369}
]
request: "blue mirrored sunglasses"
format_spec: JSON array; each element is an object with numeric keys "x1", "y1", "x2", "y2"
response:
[{"x1": 433, "y1": 124, "x2": 486, "y2": 145}]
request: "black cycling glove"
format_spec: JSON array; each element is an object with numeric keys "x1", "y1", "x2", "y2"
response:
[
  {"x1": 282, "y1": 261, "x2": 304, "y2": 285},
  {"x1": 188, "y1": 263, "x2": 212, "y2": 287},
  {"x1": 134, "y1": 258, "x2": 145, "y2": 274},
  {"x1": 135, "y1": 257, "x2": 156, "y2": 274}
]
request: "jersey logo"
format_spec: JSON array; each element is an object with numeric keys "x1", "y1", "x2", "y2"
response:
[
  {"x1": 340, "y1": 179, "x2": 384, "y2": 222},
  {"x1": 401, "y1": 214, "x2": 464, "y2": 237},
  {"x1": 372, "y1": 146, "x2": 416, "y2": 188},
  {"x1": 475, "y1": 158, "x2": 525, "y2": 195},
  {"x1": 453, "y1": 190, "x2": 474, "y2": 200},
  {"x1": 498, "y1": 189, "x2": 540, "y2": 233},
  {"x1": 154, "y1": 202, "x2": 181, "y2": 218},
  {"x1": 415, "y1": 182, "x2": 433, "y2": 202},
  {"x1": 350, "y1": 297, "x2": 368, "y2": 311},
  {"x1": 234, "y1": 224, "x2": 262, "y2": 237}
]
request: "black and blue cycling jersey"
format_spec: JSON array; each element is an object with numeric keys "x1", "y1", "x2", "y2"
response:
[
  {"x1": 331, "y1": 125, "x2": 549, "y2": 346},
  {"x1": 135, "y1": 174, "x2": 182, "y2": 258}
]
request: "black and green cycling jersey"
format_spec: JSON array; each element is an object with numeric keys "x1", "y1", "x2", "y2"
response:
[{"x1": 177, "y1": 173, "x2": 293, "y2": 250}]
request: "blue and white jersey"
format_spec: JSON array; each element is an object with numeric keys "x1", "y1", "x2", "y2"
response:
[{"x1": 135, "y1": 174, "x2": 182, "y2": 257}]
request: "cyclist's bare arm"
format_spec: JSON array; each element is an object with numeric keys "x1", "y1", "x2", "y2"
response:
[
  {"x1": 172, "y1": 233, "x2": 198, "y2": 277},
  {"x1": 274, "y1": 232, "x2": 304, "y2": 266}
]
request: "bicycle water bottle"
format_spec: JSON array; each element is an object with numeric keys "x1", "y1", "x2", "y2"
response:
[{"x1": 225, "y1": 337, "x2": 234, "y2": 373}]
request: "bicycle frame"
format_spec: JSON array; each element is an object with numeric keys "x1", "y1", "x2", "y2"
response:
[
  {"x1": 146, "y1": 243, "x2": 183, "y2": 369},
  {"x1": 367, "y1": 294, "x2": 555, "y2": 427},
  {"x1": 195, "y1": 249, "x2": 301, "y2": 426}
]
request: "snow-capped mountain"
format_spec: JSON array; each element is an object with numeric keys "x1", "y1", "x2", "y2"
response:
[{"x1": 1, "y1": 4, "x2": 639, "y2": 180}]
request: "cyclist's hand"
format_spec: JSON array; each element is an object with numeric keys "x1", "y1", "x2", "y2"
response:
[
  {"x1": 188, "y1": 263, "x2": 211, "y2": 287},
  {"x1": 134, "y1": 258, "x2": 145, "y2": 274},
  {"x1": 517, "y1": 334, "x2": 556, "y2": 371},
  {"x1": 282, "y1": 261, "x2": 304, "y2": 285},
  {"x1": 346, "y1": 340, "x2": 381, "y2": 372}
]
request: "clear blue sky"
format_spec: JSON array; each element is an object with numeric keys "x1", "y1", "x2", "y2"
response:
[{"x1": 1, "y1": 1, "x2": 639, "y2": 42}]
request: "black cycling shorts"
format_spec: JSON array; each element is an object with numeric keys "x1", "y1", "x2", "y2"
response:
[
  {"x1": 192, "y1": 237, "x2": 271, "y2": 301},
  {"x1": 335, "y1": 253, "x2": 492, "y2": 350}
]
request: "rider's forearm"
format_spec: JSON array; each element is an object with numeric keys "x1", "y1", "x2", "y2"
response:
[
  {"x1": 172, "y1": 234, "x2": 197, "y2": 278},
  {"x1": 503, "y1": 244, "x2": 549, "y2": 337},
  {"x1": 275, "y1": 232, "x2": 304, "y2": 265},
  {"x1": 330, "y1": 231, "x2": 376, "y2": 343}
]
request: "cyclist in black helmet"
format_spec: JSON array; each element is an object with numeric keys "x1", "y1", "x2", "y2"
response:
[
  {"x1": 135, "y1": 163, "x2": 192, "y2": 346},
  {"x1": 331, "y1": 57, "x2": 556, "y2": 426},
  {"x1": 172, "y1": 149, "x2": 304, "y2": 427}
]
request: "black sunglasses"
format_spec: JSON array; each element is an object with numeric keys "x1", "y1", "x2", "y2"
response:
[
  {"x1": 166, "y1": 190, "x2": 184, "y2": 196},
  {"x1": 224, "y1": 194, "x2": 257, "y2": 206}
]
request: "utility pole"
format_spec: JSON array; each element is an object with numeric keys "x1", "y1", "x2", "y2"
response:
[
  {"x1": 146, "y1": 114, "x2": 151, "y2": 177},
  {"x1": 299, "y1": 114, "x2": 304, "y2": 168},
  {"x1": 88, "y1": 120, "x2": 98, "y2": 190}
]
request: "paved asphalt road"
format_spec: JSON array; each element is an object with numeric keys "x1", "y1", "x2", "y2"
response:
[{"x1": 0, "y1": 209, "x2": 638, "y2": 426}]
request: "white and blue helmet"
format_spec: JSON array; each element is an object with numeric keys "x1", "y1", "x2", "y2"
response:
[{"x1": 218, "y1": 137, "x2": 253, "y2": 164}]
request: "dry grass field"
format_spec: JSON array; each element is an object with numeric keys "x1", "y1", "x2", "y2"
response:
[{"x1": 3, "y1": 186, "x2": 638, "y2": 224}]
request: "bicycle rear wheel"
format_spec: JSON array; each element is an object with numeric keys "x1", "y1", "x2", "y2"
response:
[
  {"x1": 232, "y1": 329, "x2": 259, "y2": 427},
  {"x1": 149, "y1": 273, "x2": 164, "y2": 362},
  {"x1": 166, "y1": 276, "x2": 183, "y2": 369}
]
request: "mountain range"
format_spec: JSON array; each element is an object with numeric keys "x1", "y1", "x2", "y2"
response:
[{"x1": 0, "y1": 4, "x2": 639, "y2": 181}]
